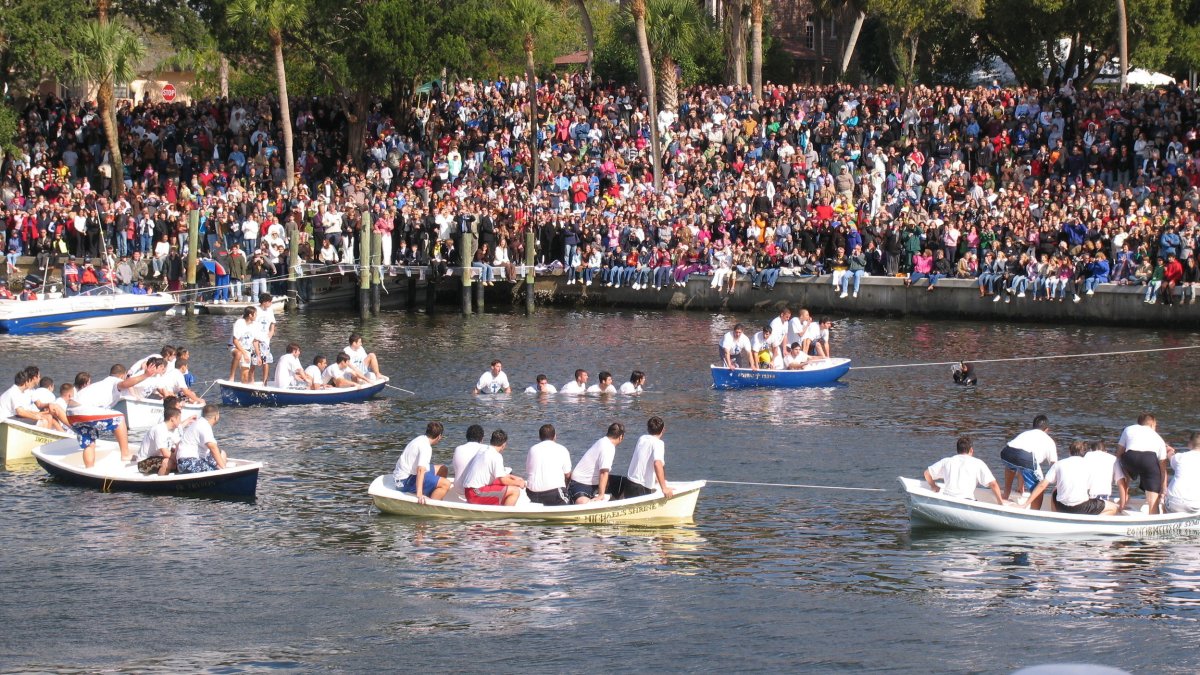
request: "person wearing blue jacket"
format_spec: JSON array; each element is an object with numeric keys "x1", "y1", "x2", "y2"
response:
[
  {"x1": 1160, "y1": 226, "x2": 1182, "y2": 259},
  {"x1": 1063, "y1": 220, "x2": 1087, "y2": 254},
  {"x1": 1083, "y1": 252, "x2": 1111, "y2": 295}
]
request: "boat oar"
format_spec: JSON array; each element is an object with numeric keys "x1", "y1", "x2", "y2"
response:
[{"x1": 385, "y1": 384, "x2": 416, "y2": 396}]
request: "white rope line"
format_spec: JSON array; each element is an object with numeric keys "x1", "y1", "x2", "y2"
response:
[
  {"x1": 706, "y1": 479, "x2": 886, "y2": 492},
  {"x1": 849, "y1": 344, "x2": 1200, "y2": 370}
]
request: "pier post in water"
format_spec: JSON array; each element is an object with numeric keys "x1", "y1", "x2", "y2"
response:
[
  {"x1": 461, "y1": 231, "x2": 475, "y2": 316},
  {"x1": 425, "y1": 263, "x2": 437, "y2": 315},
  {"x1": 185, "y1": 209, "x2": 199, "y2": 311},
  {"x1": 287, "y1": 223, "x2": 299, "y2": 312},
  {"x1": 370, "y1": 230, "x2": 382, "y2": 316},
  {"x1": 359, "y1": 212, "x2": 372, "y2": 322},
  {"x1": 524, "y1": 229, "x2": 536, "y2": 315}
]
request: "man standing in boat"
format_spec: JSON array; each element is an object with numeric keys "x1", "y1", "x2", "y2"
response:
[
  {"x1": 1117, "y1": 413, "x2": 1172, "y2": 514},
  {"x1": 1025, "y1": 441, "x2": 1121, "y2": 515},
  {"x1": 253, "y1": 293, "x2": 277, "y2": 386},
  {"x1": 923, "y1": 436, "x2": 1004, "y2": 503},
  {"x1": 999, "y1": 415, "x2": 1058, "y2": 508},
  {"x1": 393, "y1": 422, "x2": 450, "y2": 504},
  {"x1": 623, "y1": 416, "x2": 674, "y2": 499}
]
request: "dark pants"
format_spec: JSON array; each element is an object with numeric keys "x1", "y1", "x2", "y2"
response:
[{"x1": 526, "y1": 487, "x2": 567, "y2": 506}]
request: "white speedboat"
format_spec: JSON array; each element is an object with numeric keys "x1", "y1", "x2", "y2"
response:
[
  {"x1": 0, "y1": 417, "x2": 73, "y2": 465},
  {"x1": 899, "y1": 477, "x2": 1200, "y2": 536},
  {"x1": 369, "y1": 475, "x2": 705, "y2": 524},
  {"x1": 113, "y1": 396, "x2": 206, "y2": 431},
  {"x1": 34, "y1": 438, "x2": 261, "y2": 497},
  {"x1": 0, "y1": 290, "x2": 175, "y2": 334}
]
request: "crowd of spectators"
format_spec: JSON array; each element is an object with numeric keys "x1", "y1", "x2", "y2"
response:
[{"x1": 4, "y1": 73, "x2": 1200, "y2": 305}]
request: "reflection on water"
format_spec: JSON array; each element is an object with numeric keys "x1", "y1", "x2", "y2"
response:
[{"x1": 3, "y1": 308, "x2": 1200, "y2": 671}]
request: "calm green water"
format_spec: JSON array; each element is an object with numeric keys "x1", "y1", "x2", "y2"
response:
[{"x1": 2, "y1": 307, "x2": 1199, "y2": 673}]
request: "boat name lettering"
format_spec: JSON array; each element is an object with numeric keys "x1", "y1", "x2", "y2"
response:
[
  {"x1": 1127, "y1": 521, "x2": 1200, "y2": 536},
  {"x1": 735, "y1": 372, "x2": 777, "y2": 380},
  {"x1": 579, "y1": 500, "x2": 660, "y2": 523}
]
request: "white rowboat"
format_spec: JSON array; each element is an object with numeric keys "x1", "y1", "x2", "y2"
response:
[
  {"x1": 369, "y1": 475, "x2": 705, "y2": 524},
  {"x1": 0, "y1": 417, "x2": 73, "y2": 465},
  {"x1": 899, "y1": 477, "x2": 1200, "y2": 536}
]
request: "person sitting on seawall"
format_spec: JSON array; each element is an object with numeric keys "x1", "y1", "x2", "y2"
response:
[
  {"x1": 952, "y1": 362, "x2": 977, "y2": 386},
  {"x1": 923, "y1": 436, "x2": 1005, "y2": 504},
  {"x1": 621, "y1": 416, "x2": 674, "y2": 500},
  {"x1": 619, "y1": 371, "x2": 645, "y2": 395},
  {"x1": 135, "y1": 406, "x2": 182, "y2": 476},
  {"x1": 393, "y1": 421, "x2": 450, "y2": 504},
  {"x1": 525, "y1": 374, "x2": 557, "y2": 394},
  {"x1": 325, "y1": 353, "x2": 370, "y2": 387},
  {"x1": 174, "y1": 404, "x2": 226, "y2": 474},
  {"x1": 344, "y1": 332, "x2": 383, "y2": 380},
  {"x1": 1117, "y1": 413, "x2": 1172, "y2": 514},
  {"x1": 586, "y1": 371, "x2": 617, "y2": 394},
  {"x1": 1165, "y1": 432, "x2": 1200, "y2": 513},
  {"x1": 838, "y1": 244, "x2": 867, "y2": 299},
  {"x1": 568, "y1": 422, "x2": 627, "y2": 504},
  {"x1": 525, "y1": 424, "x2": 573, "y2": 506},
  {"x1": 720, "y1": 323, "x2": 756, "y2": 371},
  {"x1": 1025, "y1": 440, "x2": 1121, "y2": 515},
  {"x1": 274, "y1": 343, "x2": 316, "y2": 390},
  {"x1": 561, "y1": 369, "x2": 589, "y2": 394},
  {"x1": 451, "y1": 424, "x2": 488, "y2": 482},
  {"x1": 473, "y1": 359, "x2": 512, "y2": 394},
  {"x1": 460, "y1": 430, "x2": 526, "y2": 506},
  {"x1": 999, "y1": 414, "x2": 1058, "y2": 508}
]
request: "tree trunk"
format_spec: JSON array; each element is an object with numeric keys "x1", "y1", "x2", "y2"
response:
[
  {"x1": 272, "y1": 33, "x2": 295, "y2": 190},
  {"x1": 525, "y1": 35, "x2": 539, "y2": 188},
  {"x1": 659, "y1": 56, "x2": 679, "y2": 112},
  {"x1": 840, "y1": 10, "x2": 865, "y2": 77},
  {"x1": 573, "y1": 0, "x2": 595, "y2": 84},
  {"x1": 1116, "y1": 0, "x2": 1128, "y2": 92},
  {"x1": 1078, "y1": 48, "x2": 1113, "y2": 88},
  {"x1": 750, "y1": 0, "x2": 763, "y2": 99},
  {"x1": 347, "y1": 88, "x2": 370, "y2": 169},
  {"x1": 632, "y1": 0, "x2": 661, "y2": 191},
  {"x1": 219, "y1": 54, "x2": 230, "y2": 99},
  {"x1": 98, "y1": 79, "x2": 124, "y2": 198},
  {"x1": 723, "y1": 0, "x2": 747, "y2": 86}
]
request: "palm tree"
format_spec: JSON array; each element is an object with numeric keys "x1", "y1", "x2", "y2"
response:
[
  {"x1": 840, "y1": 0, "x2": 867, "y2": 77},
  {"x1": 569, "y1": 0, "x2": 595, "y2": 84},
  {"x1": 507, "y1": 0, "x2": 555, "y2": 188},
  {"x1": 630, "y1": 0, "x2": 662, "y2": 191},
  {"x1": 750, "y1": 0, "x2": 765, "y2": 99},
  {"x1": 723, "y1": 0, "x2": 747, "y2": 86},
  {"x1": 1116, "y1": 0, "x2": 1128, "y2": 92},
  {"x1": 228, "y1": 0, "x2": 305, "y2": 190},
  {"x1": 70, "y1": 20, "x2": 146, "y2": 198},
  {"x1": 642, "y1": 0, "x2": 706, "y2": 112}
]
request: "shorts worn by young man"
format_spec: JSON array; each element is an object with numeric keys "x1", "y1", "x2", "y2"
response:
[
  {"x1": 999, "y1": 415, "x2": 1057, "y2": 507},
  {"x1": 1117, "y1": 413, "x2": 1171, "y2": 513}
]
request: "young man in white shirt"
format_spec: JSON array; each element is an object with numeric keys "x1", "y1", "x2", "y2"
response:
[
  {"x1": 253, "y1": 293, "x2": 277, "y2": 385},
  {"x1": 473, "y1": 359, "x2": 511, "y2": 394},
  {"x1": 999, "y1": 414, "x2": 1058, "y2": 508},
  {"x1": 524, "y1": 374, "x2": 557, "y2": 394},
  {"x1": 304, "y1": 355, "x2": 331, "y2": 389},
  {"x1": 343, "y1": 332, "x2": 382, "y2": 380},
  {"x1": 451, "y1": 424, "x2": 488, "y2": 481},
  {"x1": 525, "y1": 424, "x2": 573, "y2": 505},
  {"x1": 71, "y1": 366, "x2": 134, "y2": 467},
  {"x1": 136, "y1": 406, "x2": 182, "y2": 475},
  {"x1": 619, "y1": 371, "x2": 645, "y2": 395},
  {"x1": 1166, "y1": 432, "x2": 1200, "y2": 514},
  {"x1": 560, "y1": 369, "x2": 589, "y2": 394},
  {"x1": 229, "y1": 306, "x2": 259, "y2": 383},
  {"x1": 392, "y1": 421, "x2": 450, "y2": 504},
  {"x1": 0, "y1": 370, "x2": 54, "y2": 428},
  {"x1": 1027, "y1": 440, "x2": 1120, "y2": 515},
  {"x1": 924, "y1": 436, "x2": 1004, "y2": 503},
  {"x1": 624, "y1": 416, "x2": 673, "y2": 499},
  {"x1": 569, "y1": 422, "x2": 625, "y2": 504},
  {"x1": 324, "y1": 353, "x2": 368, "y2": 387},
  {"x1": 1117, "y1": 412, "x2": 1173, "y2": 514},
  {"x1": 751, "y1": 325, "x2": 783, "y2": 370},
  {"x1": 175, "y1": 404, "x2": 225, "y2": 474},
  {"x1": 274, "y1": 343, "x2": 313, "y2": 389},
  {"x1": 459, "y1": 429, "x2": 526, "y2": 506},
  {"x1": 586, "y1": 371, "x2": 617, "y2": 394},
  {"x1": 720, "y1": 323, "x2": 755, "y2": 370}
]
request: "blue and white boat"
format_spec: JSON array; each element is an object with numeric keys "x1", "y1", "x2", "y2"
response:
[
  {"x1": 0, "y1": 290, "x2": 175, "y2": 334},
  {"x1": 218, "y1": 376, "x2": 389, "y2": 407},
  {"x1": 710, "y1": 358, "x2": 852, "y2": 389}
]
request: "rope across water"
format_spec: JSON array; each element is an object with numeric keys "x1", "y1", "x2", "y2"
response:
[{"x1": 849, "y1": 344, "x2": 1200, "y2": 370}]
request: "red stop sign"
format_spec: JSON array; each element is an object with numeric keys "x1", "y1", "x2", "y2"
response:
[{"x1": 162, "y1": 84, "x2": 176, "y2": 102}]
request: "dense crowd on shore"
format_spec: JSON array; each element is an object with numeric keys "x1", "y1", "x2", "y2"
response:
[{"x1": 3, "y1": 75, "x2": 1200, "y2": 304}]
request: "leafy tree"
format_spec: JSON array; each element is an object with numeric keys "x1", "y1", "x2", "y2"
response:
[{"x1": 0, "y1": 0, "x2": 89, "y2": 95}]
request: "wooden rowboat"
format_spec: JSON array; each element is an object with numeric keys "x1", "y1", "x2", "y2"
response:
[
  {"x1": 218, "y1": 376, "x2": 389, "y2": 407},
  {"x1": 369, "y1": 475, "x2": 705, "y2": 524},
  {"x1": 899, "y1": 477, "x2": 1200, "y2": 536},
  {"x1": 34, "y1": 438, "x2": 261, "y2": 498},
  {"x1": 710, "y1": 357, "x2": 852, "y2": 389},
  {"x1": 0, "y1": 417, "x2": 73, "y2": 465}
]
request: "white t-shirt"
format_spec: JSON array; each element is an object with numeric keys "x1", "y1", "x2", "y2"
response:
[
  {"x1": 458, "y1": 445, "x2": 507, "y2": 489},
  {"x1": 526, "y1": 439, "x2": 572, "y2": 492},
  {"x1": 324, "y1": 363, "x2": 352, "y2": 384},
  {"x1": 1043, "y1": 455, "x2": 1093, "y2": 507},
  {"x1": 29, "y1": 387, "x2": 55, "y2": 408},
  {"x1": 231, "y1": 318, "x2": 256, "y2": 352},
  {"x1": 176, "y1": 418, "x2": 216, "y2": 461},
  {"x1": 619, "y1": 382, "x2": 643, "y2": 395},
  {"x1": 572, "y1": 436, "x2": 617, "y2": 486},
  {"x1": 720, "y1": 331, "x2": 752, "y2": 356},
  {"x1": 131, "y1": 373, "x2": 167, "y2": 399},
  {"x1": 560, "y1": 380, "x2": 587, "y2": 394},
  {"x1": 626, "y1": 434, "x2": 666, "y2": 490},
  {"x1": 452, "y1": 441, "x2": 487, "y2": 480},
  {"x1": 344, "y1": 345, "x2": 369, "y2": 373},
  {"x1": 1167, "y1": 451, "x2": 1200, "y2": 513},
  {"x1": 393, "y1": 435, "x2": 433, "y2": 482},
  {"x1": 751, "y1": 330, "x2": 782, "y2": 354},
  {"x1": 162, "y1": 369, "x2": 188, "y2": 394},
  {"x1": 129, "y1": 353, "x2": 159, "y2": 375},
  {"x1": 525, "y1": 383, "x2": 558, "y2": 394},
  {"x1": 475, "y1": 370, "x2": 510, "y2": 394},
  {"x1": 925, "y1": 453, "x2": 997, "y2": 500},
  {"x1": 1007, "y1": 429, "x2": 1058, "y2": 466},
  {"x1": 783, "y1": 351, "x2": 809, "y2": 368},
  {"x1": 768, "y1": 315, "x2": 790, "y2": 341},
  {"x1": 136, "y1": 421, "x2": 178, "y2": 462},
  {"x1": 1118, "y1": 424, "x2": 1168, "y2": 459},
  {"x1": 586, "y1": 383, "x2": 616, "y2": 394},
  {"x1": 254, "y1": 306, "x2": 276, "y2": 346},
  {"x1": 786, "y1": 317, "x2": 810, "y2": 346},
  {"x1": 304, "y1": 364, "x2": 327, "y2": 385},
  {"x1": 275, "y1": 353, "x2": 304, "y2": 388},
  {"x1": 0, "y1": 384, "x2": 31, "y2": 418},
  {"x1": 1083, "y1": 450, "x2": 1123, "y2": 499},
  {"x1": 74, "y1": 376, "x2": 122, "y2": 408}
]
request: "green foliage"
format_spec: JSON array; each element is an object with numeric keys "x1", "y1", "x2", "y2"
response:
[
  {"x1": 597, "y1": 0, "x2": 722, "y2": 86},
  {"x1": 0, "y1": 0, "x2": 89, "y2": 94},
  {"x1": 69, "y1": 20, "x2": 148, "y2": 90},
  {"x1": 0, "y1": 103, "x2": 21, "y2": 157}
]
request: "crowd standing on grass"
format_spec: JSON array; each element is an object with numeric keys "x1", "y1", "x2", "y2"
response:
[{"x1": 5, "y1": 76, "x2": 1200, "y2": 305}]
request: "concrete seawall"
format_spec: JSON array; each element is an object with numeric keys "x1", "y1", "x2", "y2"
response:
[{"x1": 523, "y1": 274, "x2": 1200, "y2": 328}]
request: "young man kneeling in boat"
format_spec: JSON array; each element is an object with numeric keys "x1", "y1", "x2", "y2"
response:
[
  {"x1": 325, "y1": 353, "x2": 371, "y2": 388},
  {"x1": 136, "y1": 407, "x2": 182, "y2": 475},
  {"x1": 175, "y1": 405, "x2": 226, "y2": 474},
  {"x1": 623, "y1": 416, "x2": 674, "y2": 499},
  {"x1": 393, "y1": 422, "x2": 450, "y2": 504},
  {"x1": 569, "y1": 423, "x2": 626, "y2": 504},
  {"x1": 1025, "y1": 441, "x2": 1121, "y2": 515},
  {"x1": 275, "y1": 343, "x2": 316, "y2": 390},
  {"x1": 460, "y1": 430, "x2": 527, "y2": 506},
  {"x1": 924, "y1": 436, "x2": 1005, "y2": 504}
]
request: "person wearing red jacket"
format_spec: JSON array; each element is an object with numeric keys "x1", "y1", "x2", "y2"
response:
[{"x1": 1162, "y1": 253, "x2": 1184, "y2": 306}]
